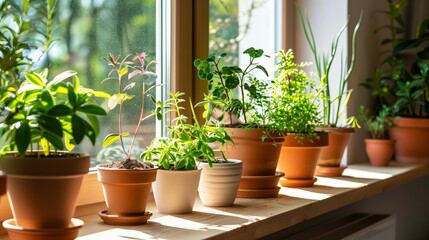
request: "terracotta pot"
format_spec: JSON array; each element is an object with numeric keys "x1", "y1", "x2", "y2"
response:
[
  {"x1": 278, "y1": 132, "x2": 328, "y2": 187},
  {"x1": 2, "y1": 218, "x2": 83, "y2": 240},
  {"x1": 96, "y1": 165, "x2": 157, "y2": 225},
  {"x1": 198, "y1": 159, "x2": 242, "y2": 207},
  {"x1": 0, "y1": 152, "x2": 89, "y2": 230},
  {"x1": 389, "y1": 117, "x2": 429, "y2": 163},
  {"x1": 316, "y1": 127, "x2": 354, "y2": 167},
  {"x1": 222, "y1": 128, "x2": 285, "y2": 176},
  {"x1": 152, "y1": 168, "x2": 202, "y2": 214},
  {"x1": 364, "y1": 139, "x2": 394, "y2": 166}
]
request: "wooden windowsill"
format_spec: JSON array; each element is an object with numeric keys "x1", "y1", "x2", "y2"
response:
[
  {"x1": 75, "y1": 162, "x2": 429, "y2": 240},
  {"x1": 1, "y1": 162, "x2": 428, "y2": 239}
]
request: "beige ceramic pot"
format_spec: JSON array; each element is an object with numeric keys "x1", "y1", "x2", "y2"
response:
[
  {"x1": 152, "y1": 168, "x2": 202, "y2": 214},
  {"x1": 0, "y1": 152, "x2": 89, "y2": 230},
  {"x1": 222, "y1": 128, "x2": 284, "y2": 176},
  {"x1": 364, "y1": 139, "x2": 394, "y2": 166},
  {"x1": 97, "y1": 165, "x2": 157, "y2": 225},
  {"x1": 389, "y1": 117, "x2": 429, "y2": 163},
  {"x1": 198, "y1": 159, "x2": 242, "y2": 207}
]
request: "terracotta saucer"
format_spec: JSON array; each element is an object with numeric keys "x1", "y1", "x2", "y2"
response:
[
  {"x1": 315, "y1": 166, "x2": 347, "y2": 177},
  {"x1": 279, "y1": 177, "x2": 317, "y2": 188},
  {"x1": 98, "y1": 210, "x2": 153, "y2": 225},
  {"x1": 236, "y1": 186, "x2": 281, "y2": 198},
  {"x1": 239, "y1": 171, "x2": 285, "y2": 189},
  {"x1": 2, "y1": 218, "x2": 83, "y2": 240}
]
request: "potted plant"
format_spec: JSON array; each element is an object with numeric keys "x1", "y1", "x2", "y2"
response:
[
  {"x1": 387, "y1": 17, "x2": 429, "y2": 163},
  {"x1": 194, "y1": 47, "x2": 286, "y2": 198},
  {"x1": 272, "y1": 49, "x2": 328, "y2": 188},
  {"x1": 142, "y1": 92, "x2": 237, "y2": 212},
  {"x1": 359, "y1": 106, "x2": 395, "y2": 166},
  {"x1": 298, "y1": 8, "x2": 363, "y2": 177},
  {"x1": 96, "y1": 52, "x2": 159, "y2": 225},
  {"x1": 0, "y1": 69, "x2": 107, "y2": 238},
  {"x1": 0, "y1": 2, "x2": 107, "y2": 238}
]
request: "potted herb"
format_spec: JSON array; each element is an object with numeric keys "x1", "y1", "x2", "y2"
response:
[
  {"x1": 272, "y1": 49, "x2": 328, "y2": 188},
  {"x1": 142, "y1": 92, "x2": 237, "y2": 212},
  {"x1": 0, "y1": 69, "x2": 107, "y2": 236},
  {"x1": 0, "y1": 1, "x2": 107, "y2": 238},
  {"x1": 194, "y1": 47, "x2": 285, "y2": 198},
  {"x1": 359, "y1": 106, "x2": 394, "y2": 166},
  {"x1": 96, "y1": 52, "x2": 159, "y2": 225},
  {"x1": 298, "y1": 8, "x2": 363, "y2": 177}
]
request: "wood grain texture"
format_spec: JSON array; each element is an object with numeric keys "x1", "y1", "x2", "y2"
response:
[{"x1": 0, "y1": 163, "x2": 428, "y2": 240}]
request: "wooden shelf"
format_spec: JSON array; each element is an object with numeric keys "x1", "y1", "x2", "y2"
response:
[{"x1": 2, "y1": 163, "x2": 429, "y2": 240}]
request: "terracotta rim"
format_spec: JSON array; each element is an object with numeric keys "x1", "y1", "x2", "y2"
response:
[
  {"x1": 236, "y1": 186, "x2": 281, "y2": 198},
  {"x1": 315, "y1": 166, "x2": 346, "y2": 177},
  {"x1": 279, "y1": 177, "x2": 317, "y2": 188},
  {"x1": 393, "y1": 117, "x2": 429, "y2": 128},
  {"x1": 2, "y1": 218, "x2": 83, "y2": 231},
  {"x1": 98, "y1": 210, "x2": 152, "y2": 225}
]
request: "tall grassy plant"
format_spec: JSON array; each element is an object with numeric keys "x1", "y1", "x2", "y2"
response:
[{"x1": 297, "y1": 7, "x2": 363, "y2": 127}]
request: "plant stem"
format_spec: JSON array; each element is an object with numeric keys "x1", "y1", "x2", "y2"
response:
[{"x1": 128, "y1": 82, "x2": 146, "y2": 160}]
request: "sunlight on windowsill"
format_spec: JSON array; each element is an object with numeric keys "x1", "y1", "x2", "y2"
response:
[{"x1": 343, "y1": 168, "x2": 393, "y2": 180}]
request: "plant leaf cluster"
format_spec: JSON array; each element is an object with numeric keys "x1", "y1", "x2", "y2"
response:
[
  {"x1": 297, "y1": 7, "x2": 363, "y2": 127},
  {"x1": 359, "y1": 106, "x2": 393, "y2": 139},
  {"x1": 0, "y1": 70, "x2": 108, "y2": 156},
  {"x1": 271, "y1": 49, "x2": 321, "y2": 139},
  {"x1": 101, "y1": 52, "x2": 159, "y2": 161},
  {"x1": 141, "y1": 92, "x2": 233, "y2": 171}
]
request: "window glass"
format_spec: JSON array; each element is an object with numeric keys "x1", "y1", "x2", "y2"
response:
[
  {"x1": 47, "y1": 0, "x2": 167, "y2": 166},
  {"x1": 209, "y1": 0, "x2": 282, "y2": 76}
]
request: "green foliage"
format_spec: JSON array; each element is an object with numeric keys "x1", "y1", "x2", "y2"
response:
[
  {"x1": 0, "y1": 70, "x2": 107, "y2": 156},
  {"x1": 359, "y1": 106, "x2": 393, "y2": 139},
  {"x1": 271, "y1": 49, "x2": 321, "y2": 139},
  {"x1": 0, "y1": 0, "x2": 58, "y2": 114},
  {"x1": 101, "y1": 52, "x2": 159, "y2": 161},
  {"x1": 141, "y1": 92, "x2": 233, "y2": 171},
  {"x1": 297, "y1": 7, "x2": 363, "y2": 127},
  {"x1": 195, "y1": 47, "x2": 287, "y2": 138},
  {"x1": 363, "y1": 0, "x2": 429, "y2": 118}
]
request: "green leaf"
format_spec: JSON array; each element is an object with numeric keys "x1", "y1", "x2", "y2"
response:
[
  {"x1": 48, "y1": 104, "x2": 72, "y2": 116},
  {"x1": 72, "y1": 114, "x2": 86, "y2": 144},
  {"x1": 68, "y1": 83, "x2": 77, "y2": 106},
  {"x1": 225, "y1": 75, "x2": 239, "y2": 89},
  {"x1": 77, "y1": 104, "x2": 107, "y2": 115},
  {"x1": 38, "y1": 115, "x2": 63, "y2": 138},
  {"x1": 194, "y1": 59, "x2": 201, "y2": 67},
  {"x1": 47, "y1": 70, "x2": 77, "y2": 88},
  {"x1": 15, "y1": 121, "x2": 31, "y2": 155},
  {"x1": 255, "y1": 65, "x2": 269, "y2": 77},
  {"x1": 102, "y1": 132, "x2": 129, "y2": 148},
  {"x1": 43, "y1": 131, "x2": 64, "y2": 150},
  {"x1": 25, "y1": 72, "x2": 46, "y2": 87}
]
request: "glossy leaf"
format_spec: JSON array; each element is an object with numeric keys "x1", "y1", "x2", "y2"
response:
[{"x1": 15, "y1": 121, "x2": 30, "y2": 155}]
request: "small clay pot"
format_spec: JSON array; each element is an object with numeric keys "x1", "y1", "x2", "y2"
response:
[{"x1": 365, "y1": 139, "x2": 394, "y2": 166}]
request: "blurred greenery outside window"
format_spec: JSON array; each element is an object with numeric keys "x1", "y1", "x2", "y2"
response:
[
  {"x1": 45, "y1": 0, "x2": 166, "y2": 166},
  {"x1": 209, "y1": 0, "x2": 282, "y2": 79}
]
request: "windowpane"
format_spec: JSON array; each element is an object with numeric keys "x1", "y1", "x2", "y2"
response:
[
  {"x1": 209, "y1": 0, "x2": 282, "y2": 75},
  {"x1": 47, "y1": 0, "x2": 168, "y2": 165}
]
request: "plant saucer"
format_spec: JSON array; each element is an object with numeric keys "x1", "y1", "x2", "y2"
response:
[
  {"x1": 315, "y1": 166, "x2": 347, "y2": 177},
  {"x1": 236, "y1": 186, "x2": 281, "y2": 198},
  {"x1": 98, "y1": 210, "x2": 153, "y2": 225},
  {"x1": 2, "y1": 218, "x2": 83, "y2": 240},
  {"x1": 279, "y1": 177, "x2": 317, "y2": 188}
]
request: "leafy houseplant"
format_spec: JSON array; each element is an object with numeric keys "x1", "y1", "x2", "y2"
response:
[
  {"x1": 298, "y1": 8, "x2": 363, "y2": 177},
  {"x1": 272, "y1": 49, "x2": 328, "y2": 188},
  {"x1": 0, "y1": 69, "x2": 107, "y2": 233},
  {"x1": 359, "y1": 106, "x2": 395, "y2": 166},
  {"x1": 194, "y1": 47, "x2": 285, "y2": 198},
  {"x1": 96, "y1": 52, "x2": 159, "y2": 225},
  {"x1": 142, "y1": 92, "x2": 235, "y2": 212}
]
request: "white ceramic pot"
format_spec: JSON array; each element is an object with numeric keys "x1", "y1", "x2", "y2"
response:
[
  {"x1": 198, "y1": 159, "x2": 242, "y2": 207},
  {"x1": 152, "y1": 168, "x2": 202, "y2": 214}
]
